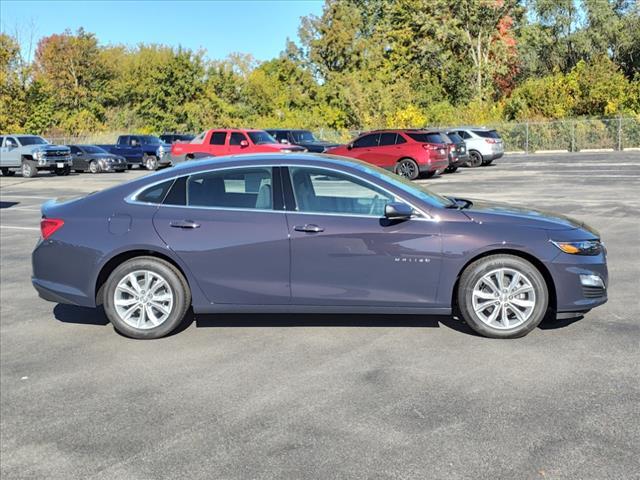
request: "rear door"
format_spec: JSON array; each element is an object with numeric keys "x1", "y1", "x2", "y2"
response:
[
  {"x1": 375, "y1": 132, "x2": 403, "y2": 168},
  {"x1": 151, "y1": 166, "x2": 290, "y2": 304},
  {"x1": 1, "y1": 137, "x2": 20, "y2": 166},
  {"x1": 284, "y1": 166, "x2": 442, "y2": 306},
  {"x1": 207, "y1": 130, "x2": 227, "y2": 156}
]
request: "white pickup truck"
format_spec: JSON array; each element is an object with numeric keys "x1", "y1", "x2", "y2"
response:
[{"x1": 0, "y1": 135, "x2": 72, "y2": 177}]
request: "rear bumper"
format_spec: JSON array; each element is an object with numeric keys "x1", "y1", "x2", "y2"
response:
[
  {"x1": 32, "y1": 277, "x2": 94, "y2": 307},
  {"x1": 484, "y1": 151, "x2": 504, "y2": 161},
  {"x1": 419, "y1": 158, "x2": 449, "y2": 173}
]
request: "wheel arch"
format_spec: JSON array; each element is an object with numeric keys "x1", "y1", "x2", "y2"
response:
[
  {"x1": 95, "y1": 249, "x2": 192, "y2": 305},
  {"x1": 451, "y1": 248, "x2": 557, "y2": 313}
]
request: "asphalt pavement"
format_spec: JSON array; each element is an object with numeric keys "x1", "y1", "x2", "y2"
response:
[{"x1": 1, "y1": 152, "x2": 639, "y2": 479}]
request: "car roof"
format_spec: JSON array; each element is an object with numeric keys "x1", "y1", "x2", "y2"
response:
[
  {"x1": 361, "y1": 129, "x2": 441, "y2": 135},
  {"x1": 447, "y1": 126, "x2": 495, "y2": 131},
  {"x1": 265, "y1": 129, "x2": 308, "y2": 132}
]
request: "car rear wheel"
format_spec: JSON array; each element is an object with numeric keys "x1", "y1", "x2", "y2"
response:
[
  {"x1": 445, "y1": 166, "x2": 458, "y2": 173},
  {"x1": 89, "y1": 160, "x2": 100, "y2": 174},
  {"x1": 467, "y1": 150, "x2": 483, "y2": 167},
  {"x1": 457, "y1": 254, "x2": 548, "y2": 339},
  {"x1": 143, "y1": 154, "x2": 158, "y2": 171},
  {"x1": 21, "y1": 160, "x2": 38, "y2": 178},
  {"x1": 102, "y1": 257, "x2": 191, "y2": 339},
  {"x1": 395, "y1": 158, "x2": 420, "y2": 180}
]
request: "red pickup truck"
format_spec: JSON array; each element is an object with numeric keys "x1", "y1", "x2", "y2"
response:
[{"x1": 170, "y1": 129, "x2": 305, "y2": 163}]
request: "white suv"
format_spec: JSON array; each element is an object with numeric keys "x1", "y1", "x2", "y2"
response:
[{"x1": 448, "y1": 127, "x2": 504, "y2": 167}]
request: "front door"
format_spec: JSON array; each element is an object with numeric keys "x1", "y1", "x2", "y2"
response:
[
  {"x1": 284, "y1": 166, "x2": 442, "y2": 307},
  {"x1": 152, "y1": 166, "x2": 290, "y2": 305}
]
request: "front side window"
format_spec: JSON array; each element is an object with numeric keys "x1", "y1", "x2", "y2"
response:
[
  {"x1": 289, "y1": 167, "x2": 394, "y2": 217},
  {"x1": 353, "y1": 134, "x2": 379, "y2": 148},
  {"x1": 209, "y1": 132, "x2": 227, "y2": 145},
  {"x1": 70, "y1": 146, "x2": 81, "y2": 154},
  {"x1": 5, "y1": 137, "x2": 19, "y2": 148},
  {"x1": 229, "y1": 132, "x2": 248, "y2": 145},
  {"x1": 187, "y1": 168, "x2": 272, "y2": 210}
]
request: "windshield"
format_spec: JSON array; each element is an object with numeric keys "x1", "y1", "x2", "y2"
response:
[
  {"x1": 338, "y1": 158, "x2": 454, "y2": 209},
  {"x1": 291, "y1": 130, "x2": 317, "y2": 143},
  {"x1": 247, "y1": 131, "x2": 277, "y2": 145},
  {"x1": 17, "y1": 136, "x2": 48, "y2": 146},
  {"x1": 138, "y1": 135, "x2": 162, "y2": 145},
  {"x1": 81, "y1": 145, "x2": 108, "y2": 154}
]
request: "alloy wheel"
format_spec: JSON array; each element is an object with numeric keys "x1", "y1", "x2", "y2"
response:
[
  {"x1": 113, "y1": 270, "x2": 174, "y2": 329},
  {"x1": 397, "y1": 160, "x2": 417, "y2": 179},
  {"x1": 471, "y1": 268, "x2": 536, "y2": 330}
]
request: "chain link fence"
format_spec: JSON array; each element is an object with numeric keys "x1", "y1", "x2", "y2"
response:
[{"x1": 46, "y1": 117, "x2": 640, "y2": 154}]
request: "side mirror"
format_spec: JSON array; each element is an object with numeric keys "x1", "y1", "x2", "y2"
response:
[
  {"x1": 240, "y1": 140, "x2": 249, "y2": 148},
  {"x1": 76, "y1": 152, "x2": 83, "y2": 156},
  {"x1": 384, "y1": 202, "x2": 413, "y2": 220}
]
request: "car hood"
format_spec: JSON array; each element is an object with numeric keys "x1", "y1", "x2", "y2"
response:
[
  {"x1": 36, "y1": 145, "x2": 70, "y2": 154},
  {"x1": 459, "y1": 198, "x2": 599, "y2": 235},
  {"x1": 298, "y1": 140, "x2": 341, "y2": 148}
]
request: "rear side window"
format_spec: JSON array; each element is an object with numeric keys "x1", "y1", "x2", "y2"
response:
[
  {"x1": 407, "y1": 133, "x2": 444, "y2": 144},
  {"x1": 187, "y1": 168, "x2": 272, "y2": 210},
  {"x1": 379, "y1": 133, "x2": 397, "y2": 146},
  {"x1": 395, "y1": 134, "x2": 407, "y2": 144},
  {"x1": 229, "y1": 132, "x2": 247, "y2": 145},
  {"x1": 353, "y1": 134, "x2": 379, "y2": 148},
  {"x1": 135, "y1": 180, "x2": 174, "y2": 204},
  {"x1": 472, "y1": 130, "x2": 500, "y2": 139},
  {"x1": 209, "y1": 132, "x2": 227, "y2": 145}
]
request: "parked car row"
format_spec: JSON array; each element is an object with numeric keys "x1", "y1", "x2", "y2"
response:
[{"x1": 0, "y1": 127, "x2": 503, "y2": 179}]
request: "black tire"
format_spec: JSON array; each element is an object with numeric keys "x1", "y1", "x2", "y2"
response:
[
  {"x1": 55, "y1": 166, "x2": 71, "y2": 176},
  {"x1": 445, "y1": 166, "x2": 458, "y2": 173},
  {"x1": 88, "y1": 160, "x2": 100, "y2": 174},
  {"x1": 102, "y1": 256, "x2": 191, "y2": 339},
  {"x1": 21, "y1": 159, "x2": 38, "y2": 178},
  {"x1": 394, "y1": 158, "x2": 420, "y2": 180},
  {"x1": 1, "y1": 168, "x2": 16, "y2": 176},
  {"x1": 143, "y1": 154, "x2": 158, "y2": 171},
  {"x1": 466, "y1": 150, "x2": 483, "y2": 168},
  {"x1": 457, "y1": 254, "x2": 548, "y2": 339},
  {"x1": 74, "y1": 169, "x2": 84, "y2": 174},
  {"x1": 482, "y1": 159, "x2": 494, "y2": 166},
  {"x1": 127, "y1": 164, "x2": 133, "y2": 170}
]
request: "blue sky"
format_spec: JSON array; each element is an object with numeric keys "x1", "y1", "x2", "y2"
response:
[{"x1": 1, "y1": 0, "x2": 324, "y2": 61}]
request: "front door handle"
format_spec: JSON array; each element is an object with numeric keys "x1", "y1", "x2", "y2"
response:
[
  {"x1": 294, "y1": 224, "x2": 324, "y2": 233},
  {"x1": 170, "y1": 220, "x2": 200, "y2": 229}
]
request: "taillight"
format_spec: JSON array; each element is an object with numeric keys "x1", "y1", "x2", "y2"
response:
[
  {"x1": 485, "y1": 138, "x2": 499, "y2": 144},
  {"x1": 41, "y1": 218, "x2": 64, "y2": 239},
  {"x1": 421, "y1": 144, "x2": 439, "y2": 151}
]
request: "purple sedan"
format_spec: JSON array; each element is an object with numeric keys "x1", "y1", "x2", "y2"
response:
[{"x1": 32, "y1": 154, "x2": 608, "y2": 339}]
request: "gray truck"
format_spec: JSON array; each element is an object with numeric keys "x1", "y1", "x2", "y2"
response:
[{"x1": 0, "y1": 135, "x2": 72, "y2": 177}]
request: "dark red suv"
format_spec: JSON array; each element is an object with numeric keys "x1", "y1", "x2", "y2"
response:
[{"x1": 327, "y1": 130, "x2": 449, "y2": 180}]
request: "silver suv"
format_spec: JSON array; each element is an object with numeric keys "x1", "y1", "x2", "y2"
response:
[
  {"x1": 0, "y1": 135, "x2": 72, "y2": 177},
  {"x1": 448, "y1": 127, "x2": 504, "y2": 167}
]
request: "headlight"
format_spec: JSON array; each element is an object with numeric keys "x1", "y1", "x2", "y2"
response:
[
  {"x1": 33, "y1": 150, "x2": 44, "y2": 160},
  {"x1": 551, "y1": 239, "x2": 602, "y2": 256}
]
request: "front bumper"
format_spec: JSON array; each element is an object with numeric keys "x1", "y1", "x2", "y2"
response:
[
  {"x1": 38, "y1": 157, "x2": 72, "y2": 170},
  {"x1": 549, "y1": 253, "x2": 608, "y2": 313}
]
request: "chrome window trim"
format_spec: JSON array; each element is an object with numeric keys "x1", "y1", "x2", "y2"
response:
[{"x1": 124, "y1": 163, "x2": 436, "y2": 221}]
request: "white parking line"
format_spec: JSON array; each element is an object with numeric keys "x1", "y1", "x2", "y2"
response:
[
  {"x1": 0, "y1": 195, "x2": 51, "y2": 200},
  {"x1": 0, "y1": 225, "x2": 39, "y2": 231},
  {"x1": 1, "y1": 207, "x2": 43, "y2": 212}
]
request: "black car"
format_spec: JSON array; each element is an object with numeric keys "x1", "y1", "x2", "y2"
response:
[
  {"x1": 442, "y1": 131, "x2": 470, "y2": 172},
  {"x1": 265, "y1": 129, "x2": 340, "y2": 153},
  {"x1": 159, "y1": 134, "x2": 195, "y2": 144},
  {"x1": 68, "y1": 145, "x2": 127, "y2": 173}
]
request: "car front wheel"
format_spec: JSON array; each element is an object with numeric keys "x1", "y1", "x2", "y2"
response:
[
  {"x1": 102, "y1": 257, "x2": 191, "y2": 339},
  {"x1": 143, "y1": 154, "x2": 158, "y2": 171},
  {"x1": 89, "y1": 160, "x2": 100, "y2": 174},
  {"x1": 457, "y1": 254, "x2": 548, "y2": 339},
  {"x1": 21, "y1": 160, "x2": 38, "y2": 178}
]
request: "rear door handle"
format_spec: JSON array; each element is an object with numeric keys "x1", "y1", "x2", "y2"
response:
[
  {"x1": 294, "y1": 224, "x2": 324, "y2": 233},
  {"x1": 170, "y1": 220, "x2": 200, "y2": 229}
]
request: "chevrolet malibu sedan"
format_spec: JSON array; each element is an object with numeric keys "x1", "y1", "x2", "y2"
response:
[{"x1": 32, "y1": 154, "x2": 608, "y2": 339}]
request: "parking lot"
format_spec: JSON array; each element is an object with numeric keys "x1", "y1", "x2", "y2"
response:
[{"x1": 1, "y1": 152, "x2": 639, "y2": 479}]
